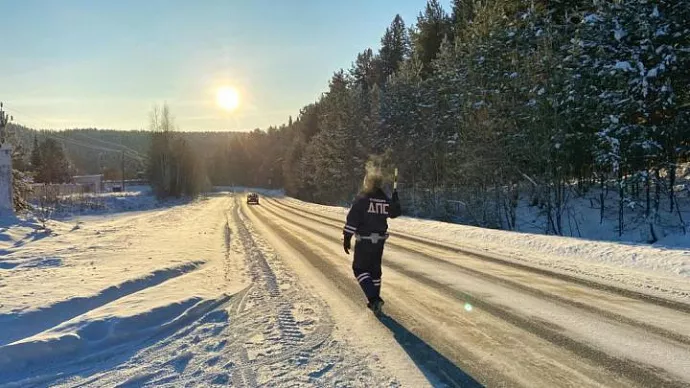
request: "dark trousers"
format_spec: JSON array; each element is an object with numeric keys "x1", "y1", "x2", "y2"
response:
[{"x1": 352, "y1": 240, "x2": 385, "y2": 303}]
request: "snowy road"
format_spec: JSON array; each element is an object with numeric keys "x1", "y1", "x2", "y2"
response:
[
  {"x1": 247, "y1": 196, "x2": 690, "y2": 388},
  {"x1": 0, "y1": 195, "x2": 421, "y2": 387},
  {"x1": 1, "y1": 192, "x2": 689, "y2": 387}
]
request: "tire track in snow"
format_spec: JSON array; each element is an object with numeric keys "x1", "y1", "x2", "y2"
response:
[{"x1": 224, "y1": 198, "x2": 348, "y2": 383}]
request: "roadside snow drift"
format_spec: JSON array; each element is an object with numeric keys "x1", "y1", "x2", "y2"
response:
[
  {"x1": 0, "y1": 196, "x2": 244, "y2": 384},
  {"x1": 0, "y1": 292, "x2": 229, "y2": 373},
  {"x1": 0, "y1": 261, "x2": 205, "y2": 346}
]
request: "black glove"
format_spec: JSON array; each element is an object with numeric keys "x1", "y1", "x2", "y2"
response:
[
  {"x1": 392, "y1": 190, "x2": 399, "y2": 202},
  {"x1": 343, "y1": 234, "x2": 352, "y2": 254}
]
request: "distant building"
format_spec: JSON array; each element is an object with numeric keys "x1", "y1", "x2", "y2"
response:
[
  {"x1": 103, "y1": 179, "x2": 149, "y2": 192},
  {"x1": 73, "y1": 175, "x2": 104, "y2": 193}
]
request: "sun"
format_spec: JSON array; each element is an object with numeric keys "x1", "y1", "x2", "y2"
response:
[{"x1": 216, "y1": 86, "x2": 240, "y2": 111}]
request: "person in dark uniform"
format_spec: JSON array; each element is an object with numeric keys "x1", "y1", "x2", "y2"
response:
[{"x1": 342, "y1": 170, "x2": 401, "y2": 313}]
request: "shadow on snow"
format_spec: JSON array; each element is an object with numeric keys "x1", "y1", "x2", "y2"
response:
[{"x1": 377, "y1": 313, "x2": 483, "y2": 388}]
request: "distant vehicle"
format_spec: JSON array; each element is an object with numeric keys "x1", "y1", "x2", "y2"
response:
[{"x1": 247, "y1": 192, "x2": 259, "y2": 205}]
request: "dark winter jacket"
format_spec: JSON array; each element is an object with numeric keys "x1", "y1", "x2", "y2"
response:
[{"x1": 343, "y1": 188, "x2": 401, "y2": 239}]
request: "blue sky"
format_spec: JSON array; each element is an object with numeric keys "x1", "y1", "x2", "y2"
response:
[{"x1": 2, "y1": 0, "x2": 450, "y2": 131}]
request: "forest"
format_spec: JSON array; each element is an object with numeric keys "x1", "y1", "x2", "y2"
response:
[
  {"x1": 210, "y1": 0, "x2": 690, "y2": 239},
  {"x1": 7, "y1": 0, "x2": 690, "y2": 240}
]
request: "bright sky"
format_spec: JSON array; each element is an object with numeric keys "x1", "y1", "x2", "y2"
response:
[{"x1": 2, "y1": 0, "x2": 450, "y2": 131}]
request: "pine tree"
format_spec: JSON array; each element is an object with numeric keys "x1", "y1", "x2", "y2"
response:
[
  {"x1": 3, "y1": 123, "x2": 32, "y2": 211},
  {"x1": 32, "y1": 138, "x2": 71, "y2": 184},
  {"x1": 450, "y1": 0, "x2": 474, "y2": 40},
  {"x1": 30, "y1": 135, "x2": 42, "y2": 173},
  {"x1": 351, "y1": 48, "x2": 379, "y2": 92},
  {"x1": 303, "y1": 71, "x2": 359, "y2": 203},
  {"x1": 411, "y1": 0, "x2": 452, "y2": 77},
  {"x1": 379, "y1": 15, "x2": 411, "y2": 84}
]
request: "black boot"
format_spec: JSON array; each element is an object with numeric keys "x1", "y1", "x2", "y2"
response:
[{"x1": 367, "y1": 297, "x2": 384, "y2": 315}]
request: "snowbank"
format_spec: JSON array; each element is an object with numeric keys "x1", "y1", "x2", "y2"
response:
[
  {"x1": 0, "y1": 293, "x2": 230, "y2": 375},
  {"x1": 398, "y1": 216, "x2": 690, "y2": 279},
  {"x1": 24, "y1": 185, "x2": 188, "y2": 220},
  {"x1": 0, "y1": 261, "x2": 206, "y2": 346},
  {"x1": 0, "y1": 216, "x2": 58, "y2": 252},
  {"x1": 0, "y1": 196, "x2": 243, "y2": 380},
  {"x1": 50, "y1": 186, "x2": 163, "y2": 216}
]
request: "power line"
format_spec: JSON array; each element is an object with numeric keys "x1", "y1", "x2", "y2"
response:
[
  {"x1": 3, "y1": 104, "x2": 147, "y2": 161},
  {"x1": 70, "y1": 130, "x2": 147, "y2": 159},
  {"x1": 45, "y1": 132, "x2": 146, "y2": 162},
  {"x1": 2, "y1": 105, "x2": 57, "y2": 130},
  {"x1": 25, "y1": 126, "x2": 147, "y2": 162}
]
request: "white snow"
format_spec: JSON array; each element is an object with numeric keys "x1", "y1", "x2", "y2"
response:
[
  {"x1": 614, "y1": 61, "x2": 634, "y2": 72},
  {"x1": 0, "y1": 216, "x2": 61, "y2": 253},
  {"x1": 584, "y1": 14, "x2": 601, "y2": 24},
  {"x1": 0, "y1": 292, "x2": 228, "y2": 373},
  {"x1": 0, "y1": 196, "x2": 244, "y2": 382},
  {"x1": 652, "y1": 5, "x2": 660, "y2": 18},
  {"x1": 614, "y1": 26, "x2": 627, "y2": 41},
  {"x1": 29, "y1": 185, "x2": 171, "y2": 219}
]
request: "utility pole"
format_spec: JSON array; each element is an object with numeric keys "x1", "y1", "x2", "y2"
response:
[{"x1": 121, "y1": 150, "x2": 125, "y2": 192}]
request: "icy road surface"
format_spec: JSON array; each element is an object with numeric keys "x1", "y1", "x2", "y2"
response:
[
  {"x1": 248, "y1": 196, "x2": 690, "y2": 388},
  {"x1": 0, "y1": 192, "x2": 688, "y2": 387}
]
